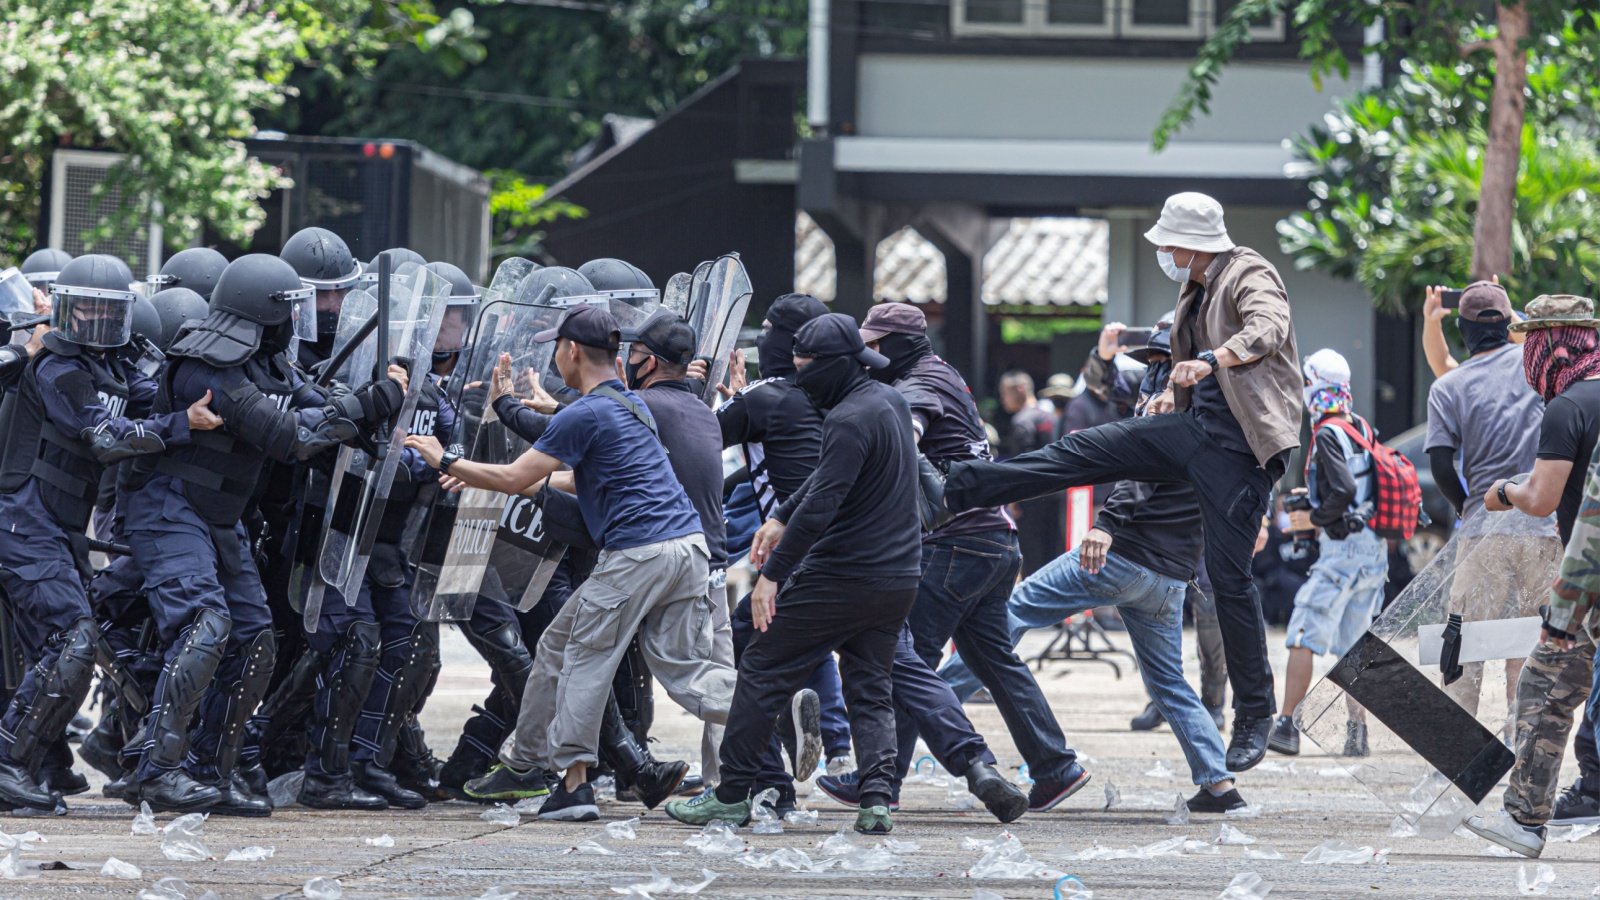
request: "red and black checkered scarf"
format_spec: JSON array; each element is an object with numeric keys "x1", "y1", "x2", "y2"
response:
[{"x1": 1523, "y1": 325, "x2": 1600, "y2": 402}]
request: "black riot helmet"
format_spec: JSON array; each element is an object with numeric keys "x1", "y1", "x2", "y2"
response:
[
  {"x1": 130, "y1": 296, "x2": 162, "y2": 346},
  {"x1": 424, "y1": 261, "x2": 482, "y2": 306},
  {"x1": 148, "y1": 287, "x2": 209, "y2": 350},
  {"x1": 150, "y1": 247, "x2": 228, "y2": 300},
  {"x1": 513, "y1": 266, "x2": 595, "y2": 305},
  {"x1": 49, "y1": 254, "x2": 138, "y2": 349},
  {"x1": 20, "y1": 248, "x2": 72, "y2": 288},
  {"x1": 362, "y1": 247, "x2": 428, "y2": 289},
  {"x1": 279, "y1": 226, "x2": 362, "y2": 291},
  {"x1": 578, "y1": 257, "x2": 658, "y2": 307},
  {"x1": 426, "y1": 261, "x2": 482, "y2": 364},
  {"x1": 212, "y1": 254, "x2": 316, "y2": 329}
]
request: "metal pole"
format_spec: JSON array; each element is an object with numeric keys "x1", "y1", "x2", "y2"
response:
[{"x1": 375, "y1": 251, "x2": 392, "y2": 461}]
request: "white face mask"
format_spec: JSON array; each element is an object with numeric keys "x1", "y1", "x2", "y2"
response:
[{"x1": 1157, "y1": 249, "x2": 1191, "y2": 284}]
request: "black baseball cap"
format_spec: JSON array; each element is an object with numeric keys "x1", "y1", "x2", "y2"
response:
[
  {"x1": 621, "y1": 308, "x2": 697, "y2": 365},
  {"x1": 533, "y1": 303, "x2": 620, "y2": 352},
  {"x1": 767, "y1": 292, "x2": 829, "y2": 335},
  {"x1": 794, "y1": 312, "x2": 889, "y2": 369}
]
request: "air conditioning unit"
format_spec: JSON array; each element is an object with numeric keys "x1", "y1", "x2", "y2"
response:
[{"x1": 47, "y1": 149, "x2": 163, "y2": 276}]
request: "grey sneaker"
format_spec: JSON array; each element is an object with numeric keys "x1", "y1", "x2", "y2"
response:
[{"x1": 1465, "y1": 811, "x2": 1546, "y2": 858}]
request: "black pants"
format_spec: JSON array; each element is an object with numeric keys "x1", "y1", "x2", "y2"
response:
[
  {"x1": 946, "y1": 411, "x2": 1278, "y2": 718},
  {"x1": 717, "y1": 572, "x2": 916, "y2": 806}
]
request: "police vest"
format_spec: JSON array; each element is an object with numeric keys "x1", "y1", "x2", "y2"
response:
[
  {"x1": 150, "y1": 353, "x2": 307, "y2": 527},
  {"x1": 0, "y1": 349, "x2": 130, "y2": 532}
]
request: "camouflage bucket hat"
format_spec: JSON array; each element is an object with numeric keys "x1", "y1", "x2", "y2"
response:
[{"x1": 1509, "y1": 294, "x2": 1600, "y2": 332}]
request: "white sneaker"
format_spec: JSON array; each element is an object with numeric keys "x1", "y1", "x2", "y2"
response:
[
  {"x1": 1464, "y1": 811, "x2": 1546, "y2": 858},
  {"x1": 826, "y1": 755, "x2": 855, "y2": 777}
]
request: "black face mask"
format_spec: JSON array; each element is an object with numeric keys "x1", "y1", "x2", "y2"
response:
[
  {"x1": 870, "y1": 333, "x2": 930, "y2": 384},
  {"x1": 795, "y1": 355, "x2": 865, "y2": 410},
  {"x1": 757, "y1": 327, "x2": 796, "y2": 379},
  {"x1": 1457, "y1": 316, "x2": 1510, "y2": 355},
  {"x1": 261, "y1": 319, "x2": 296, "y2": 355},
  {"x1": 624, "y1": 355, "x2": 652, "y2": 390}
]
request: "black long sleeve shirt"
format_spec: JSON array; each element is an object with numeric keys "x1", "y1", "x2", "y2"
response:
[{"x1": 1306, "y1": 418, "x2": 1368, "y2": 539}]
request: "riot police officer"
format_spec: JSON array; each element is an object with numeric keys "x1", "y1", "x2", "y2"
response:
[
  {"x1": 149, "y1": 248, "x2": 229, "y2": 302},
  {"x1": 0, "y1": 254, "x2": 217, "y2": 812},
  {"x1": 279, "y1": 226, "x2": 364, "y2": 370},
  {"x1": 121, "y1": 253, "x2": 408, "y2": 814},
  {"x1": 19, "y1": 247, "x2": 72, "y2": 290}
]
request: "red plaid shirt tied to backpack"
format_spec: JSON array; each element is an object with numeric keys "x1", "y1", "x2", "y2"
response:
[{"x1": 1308, "y1": 415, "x2": 1423, "y2": 540}]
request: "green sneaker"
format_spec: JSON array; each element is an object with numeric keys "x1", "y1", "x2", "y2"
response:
[
  {"x1": 854, "y1": 805, "x2": 893, "y2": 835},
  {"x1": 462, "y1": 764, "x2": 551, "y2": 802},
  {"x1": 664, "y1": 788, "x2": 751, "y2": 827}
]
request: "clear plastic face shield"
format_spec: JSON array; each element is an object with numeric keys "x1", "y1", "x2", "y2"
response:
[
  {"x1": 284, "y1": 284, "x2": 318, "y2": 343},
  {"x1": 434, "y1": 304, "x2": 476, "y2": 355},
  {"x1": 51, "y1": 286, "x2": 136, "y2": 349},
  {"x1": 0, "y1": 268, "x2": 35, "y2": 319}
]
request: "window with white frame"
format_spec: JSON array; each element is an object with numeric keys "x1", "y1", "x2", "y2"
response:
[{"x1": 951, "y1": 0, "x2": 1285, "y2": 41}]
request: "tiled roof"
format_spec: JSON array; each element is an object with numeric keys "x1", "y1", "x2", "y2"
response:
[{"x1": 795, "y1": 212, "x2": 1108, "y2": 307}]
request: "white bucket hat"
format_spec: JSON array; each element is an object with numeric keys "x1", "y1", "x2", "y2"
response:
[{"x1": 1143, "y1": 192, "x2": 1236, "y2": 253}]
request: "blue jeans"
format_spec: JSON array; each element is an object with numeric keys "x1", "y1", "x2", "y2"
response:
[
  {"x1": 941, "y1": 547, "x2": 1233, "y2": 787},
  {"x1": 902, "y1": 531, "x2": 1081, "y2": 782}
]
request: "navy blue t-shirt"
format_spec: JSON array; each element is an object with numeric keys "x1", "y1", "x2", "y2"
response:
[{"x1": 532, "y1": 379, "x2": 702, "y2": 550}]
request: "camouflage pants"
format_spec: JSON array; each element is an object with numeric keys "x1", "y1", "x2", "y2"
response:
[{"x1": 1503, "y1": 631, "x2": 1596, "y2": 824}]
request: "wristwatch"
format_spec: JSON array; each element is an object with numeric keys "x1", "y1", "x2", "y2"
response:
[
  {"x1": 1496, "y1": 480, "x2": 1512, "y2": 508},
  {"x1": 1197, "y1": 350, "x2": 1219, "y2": 372},
  {"x1": 439, "y1": 451, "x2": 460, "y2": 474}
]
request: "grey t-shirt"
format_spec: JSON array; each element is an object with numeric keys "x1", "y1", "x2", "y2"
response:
[{"x1": 1426, "y1": 343, "x2": 1551, "y2": 533}]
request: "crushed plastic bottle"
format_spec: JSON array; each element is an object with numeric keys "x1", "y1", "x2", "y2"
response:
[
  {"x1": 567, "y1": 840, "x2": 616, "y2": 856},
  {"x1": 364, "y1": 834, "x2": 395, "y2": 847},
  {"x1": 1103, "y1": 781, "x2": 1121, "y2": 810},
  {"x1": 1164, "y1": 793, "x2": 1190, "y2": 826},
  {"x1": 963, "y1": 831, "x2": 1065, "y2": 879},
  {"x1": 267, "y1": 770, "x2": 304, "y2": 808},
  {"x1": 1300, "y1": 840, "x2": 1380, "y2": 865},
  {"x1": 782, "y1": 808, "x2": 818, "y2": 826},
  {"x1": 1215, "y1": 824, "x2": 1256, "y2": 845},
  {"x1": 1243, "y1": 846, "x2": 1284, "y2": 861},
  {"x1": 1145, "y1": 760, "x2": 1175, "y2": 779},
  {"x1": 1218, "y1": 871, "x2": 1274, "y2": 899},
  {"x1": 303, "y1": 876, "x2": 343, "y2": 900},
  {"x1": 513, "y1": 795, "x2": 546, "y2": 814},
  {"x1": 685, "y1": 822, "x2": 745, "y2": 855},
  {"x1": 101, "y1": 857, "x2": 142, "y2": 880},
  {"x1": 750, "y1": 790, "x2": 783, "y2": 834},
  {"x1": 132, "y1": 801, "x2": 158, "y2": 836},
  {"x1": 482, "y1": 804, "x2": 521, "y2": 826},
  {"x1": 611, "y1": 867, "x2": 718, "y2": 897},
  {"x1": 139, "y1": 877, "x2": 195, "y2": 900},
  {"x1": 592, "y1": 774, "x2": 617, "y2": 801},
  {"x1": 160, "y1": 813, "x2": 211, "y2": 861},
  {"x1": 1054, "y1": 875, "x2": 1093, "y2": 900},
  {"x1": 0, "y1": 830, "x2": 43, "y2": 852},
  {"x1": 1518, "y1": 863, "x2": 1556, "y2": 895},
  {"x1": 606, "y1": 817, "x2": 641, "y2": 840},
  {"x1": 225, "y1": 846, "x2": 275, "y2": 862}
]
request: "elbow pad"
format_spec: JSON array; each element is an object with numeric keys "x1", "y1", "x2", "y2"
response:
[
  {"x1": 331, "y1": 379, "x2": 404, "y2": 425},
  {"x1": 84, "y1": 424, "x2": 167, "y2": 464}
]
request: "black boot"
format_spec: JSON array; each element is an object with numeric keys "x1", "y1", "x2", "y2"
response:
[
  {"x1": 40, "y1": 736, "x2": 88, "y2": 796},
  {"x1": 437, "y1": 749, "x2": 489, "y2": 802},
  {"x1": 0, "y1": 758, "x2": 59, "y2": 811},
  {"x1": 78, "y1": 717, "x2": 127, "y2": 780},
  {"x1": 136, "y1": 769, "x2": 221, "y2": 813},
  {"x1": 238, "y1": 761, "x2": 269, "y2": 797},
  {"x1": 103, "y1": 772, "x2": 132, "y2": 800},
  {"x1": 1267, "y1": 715, "x2": 1300, "y2": 756},
  {"x1": 1130, "y1": 702, "x2": 1165, "y2": 732},
  {"x1": 600, "y1": 695, "x2": 688, "y2": 810},
  {"x1": 391, "y1": 718, "x2": 442, "y2": 798},
  {"x1": 298, "y1": 769, "x2": 388, "y2": 810},
  {"x1": 353, "y1": 759, "x2": 426, "y2": 810},
  {"x1": 965, "y1": 760, "x2": 1028, "y2": 824},
  {"x1": 208, "y1": 772, "x2": 272, "y2": 817}
]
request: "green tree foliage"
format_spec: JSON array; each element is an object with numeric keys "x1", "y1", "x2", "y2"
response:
[{"x1": 1276, "y1": 18, "x2": 1600, "y2": 312}]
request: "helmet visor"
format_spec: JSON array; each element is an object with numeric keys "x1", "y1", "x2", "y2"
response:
[
  {"x1": 434, "y1": 304, "x2": 476, "y2": 353},
  {"x1": 0, "y1": 268, "x2": 34, "y2": 319},
  {"x1": 52, "y1": 290, "x2": 135, "y2": 348},
  {"x1": 282, "y1": 284, "x2": 318, "y2": 342}
]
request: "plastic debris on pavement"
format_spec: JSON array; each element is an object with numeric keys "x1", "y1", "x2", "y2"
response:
[
  {"x1": 0, "y1": 851, "x2": 31, "y2": 880},
  {"x1": 1145, "y1": 760, "x2": 1175, "y2": 779},
  {"x1": 160, "y1": 813, "x2": 211, "y2": 861},
  {"x1": 1225, "y1": 804, "x2": 1263, "y2": 819},
  {"x1": 1299, "y1": 841, "x2": 1386, "y2": 865},
  {"x1": 1518, "y1": 863, "x2": 1556, "y2": 896},
  {"x1": 685, "y1": 823, "x2": 746, "y2": 856},
  {"x1": 816, "y1": 827, "x2": 901, "y2": 872},
  {"x1": 962, "y1": 830, "x2": 1066, "y2": 879},
  {"x1": 132, "y1": 801, "x2": 159, "y2": 835},
  {"x1": 593, "y1": 775, "x2": 617, "y2": 801},
  {"x1": 1243, "y1": 846, "x2": 1284, "y2": 861},
  {"x1": 738, "y1": 847, "x2": 837, "y2": 872},
  {"x1": 611, "y1": 867, "x2": 718, "y2": 897},
  {"x1": 139, "y1": 877, "x2": 198, "y2": 900},
  {"x1": 225, "y1": 846, "x2": 275, "y2": 862},
  {"x1": 304, "y1": 876, "x2": 343, "y2": 899},
  {"x1": 607, "y1": 817, "x2": 641, "y2": 840},
  {"x1": 364, "y1": 835, "x2": 395, "y2": 847},
  {"x1": 268, "y1": 770, "x2": 304, "y2": 808},
  {"x1": 751, "y1": 790, "x2": 784, "y2": 834},
  {"x1": 1215, "y1": 824, "x2": 1256, "y2": 845},
  {"x1": 101, "y1": 857, "x2": 142, "y2": 880},
  {"x1": 1054, "y1": 875, "x2": 1093, "y2": 900},
  {"x1": 1548, "y1": 823, "x2": 1600, "y2": 843},
  {"x1": 1218, "y1": 872, "x2": 1274, "y2": 899},
  {"x1": 565, "y1": 840, "x2": 616, "y2": 856},
  {"x1": 883, "y1": 838, "x2": 920, "y2": 853},
  {"x1": 513, "y1": 795, "x2": 546, "y2": 813},
  {"x1": 482, "y1": 804, "x2": 521, "y2": 826},
  {"x1": 1182, "y1": 840, "x2": 1221, "y2": 856},
  {"x1": 0, "y1": 830, "x2": 43, "y2": 852},
  {"x1": 1104, "y1": 781, "x2": 1121, "y2": 810},
  {"x1": 478, "y1": 889, "x2": 520, "y2": 900},
  {"x1": 782, "y1": 808, "x2": 819, "y2": 826},
  {"x1": 1074, "y1": 836, "x2": 1185, "y2": 861},
  {"x1": 1164, "y1": 794, "x2": 1190, "y2": 826}
]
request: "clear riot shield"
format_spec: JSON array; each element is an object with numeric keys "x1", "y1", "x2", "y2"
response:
[
  {"x1": 303, "y1": 262, "x2": 450, "y2": 632},
  {"x1": 661, "y1": 272, "x2": 692, "y2": 317},
  {"x1": 691, "y1": 255, "x2": 753, "y2": 405},
  {"x1": 1297, "y1": 510, "x2": 1558, "y2": 837}
]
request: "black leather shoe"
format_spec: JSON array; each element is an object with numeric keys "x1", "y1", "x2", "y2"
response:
[
  {"x1": 675, "y1": 774, "x2": 706, "y2": 797},
  {"x1": 41, "y1": 766, "x2": 90, "y2": 796},
  {"x1": 1226, "y1": 715, "x2": 1272, "y2": 772},
  {"x1": 238, "y1": 761, "x2": 269, "y2": 798},
  {"x1": 631, "y1": 759, "x2": 690, "y2": 810},
  {"x1": 353, "y1": 760, "x2": 427, "y2": 810},
  {"x1": 298, "y1": 770, "x2": 389, "y2": 810},
  {"x1": 1266, "y1": 715, "x2": 1300, "y2": 756},
  {"x1": 965, "y1": 760, "x2": 1028, "y2": 824},
  {"x1": 1130, "y1": 702, "x2": 1165, "y2": 732},
  {"x1": 103, "y1": 773, "x2": 131, "y2": 800},
  {"x1": 78, "y1": 723, "x2": 126, "y2": 780},
  {"x1": 0, "y1": 759, "x2": 59, "y2": 811},
  {"x1": 437, "y1": 753, "x2": 488, "y2": 802},
  {"x1": 391, "y1": 752, "x2": 441, "y2": 799},
  {"x1": 136, "y1": 769, "x2": 222, "y2": 813},
  {"x1": 208, "y1": 773, "x2": 272, "y2": 817}
]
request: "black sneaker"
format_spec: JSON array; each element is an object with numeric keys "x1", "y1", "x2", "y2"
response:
[
  {"x1": 1266, "y1": 715, "x2": 1300, "y2": 756},
  {"x1": 538, "y1": 780, "x2": 599, "y2": 822},
  {"x1": 463, "y1": 763, "x2": 552, "y2": 803},
  {"x1": 1341, "y1": 720, "x2": 1369, "y2": 758},
  {"x1": 1130, "y1": 702, "x2": 1165, "y2": 732},
  {"x1": 1027, "y1": 762, "x2": 1091, "y2": 813},
  {"x1": 1187, "y1": 787, "x2": 1248, "y2": 813},
  {"x1": 1551, "y1": 780, "x2": 1600, "y2": 826},
  {"x1": 815, "y1": 772, "x2": 900, "y2": 810},
  {"x1": 1226, "y1": 716, "x2": 1272, "y2": 771}
]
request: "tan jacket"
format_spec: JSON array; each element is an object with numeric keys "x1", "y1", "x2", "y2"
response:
[{"x1": 1170, "y1": 247, "x2": 1302, "y2": 467}]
